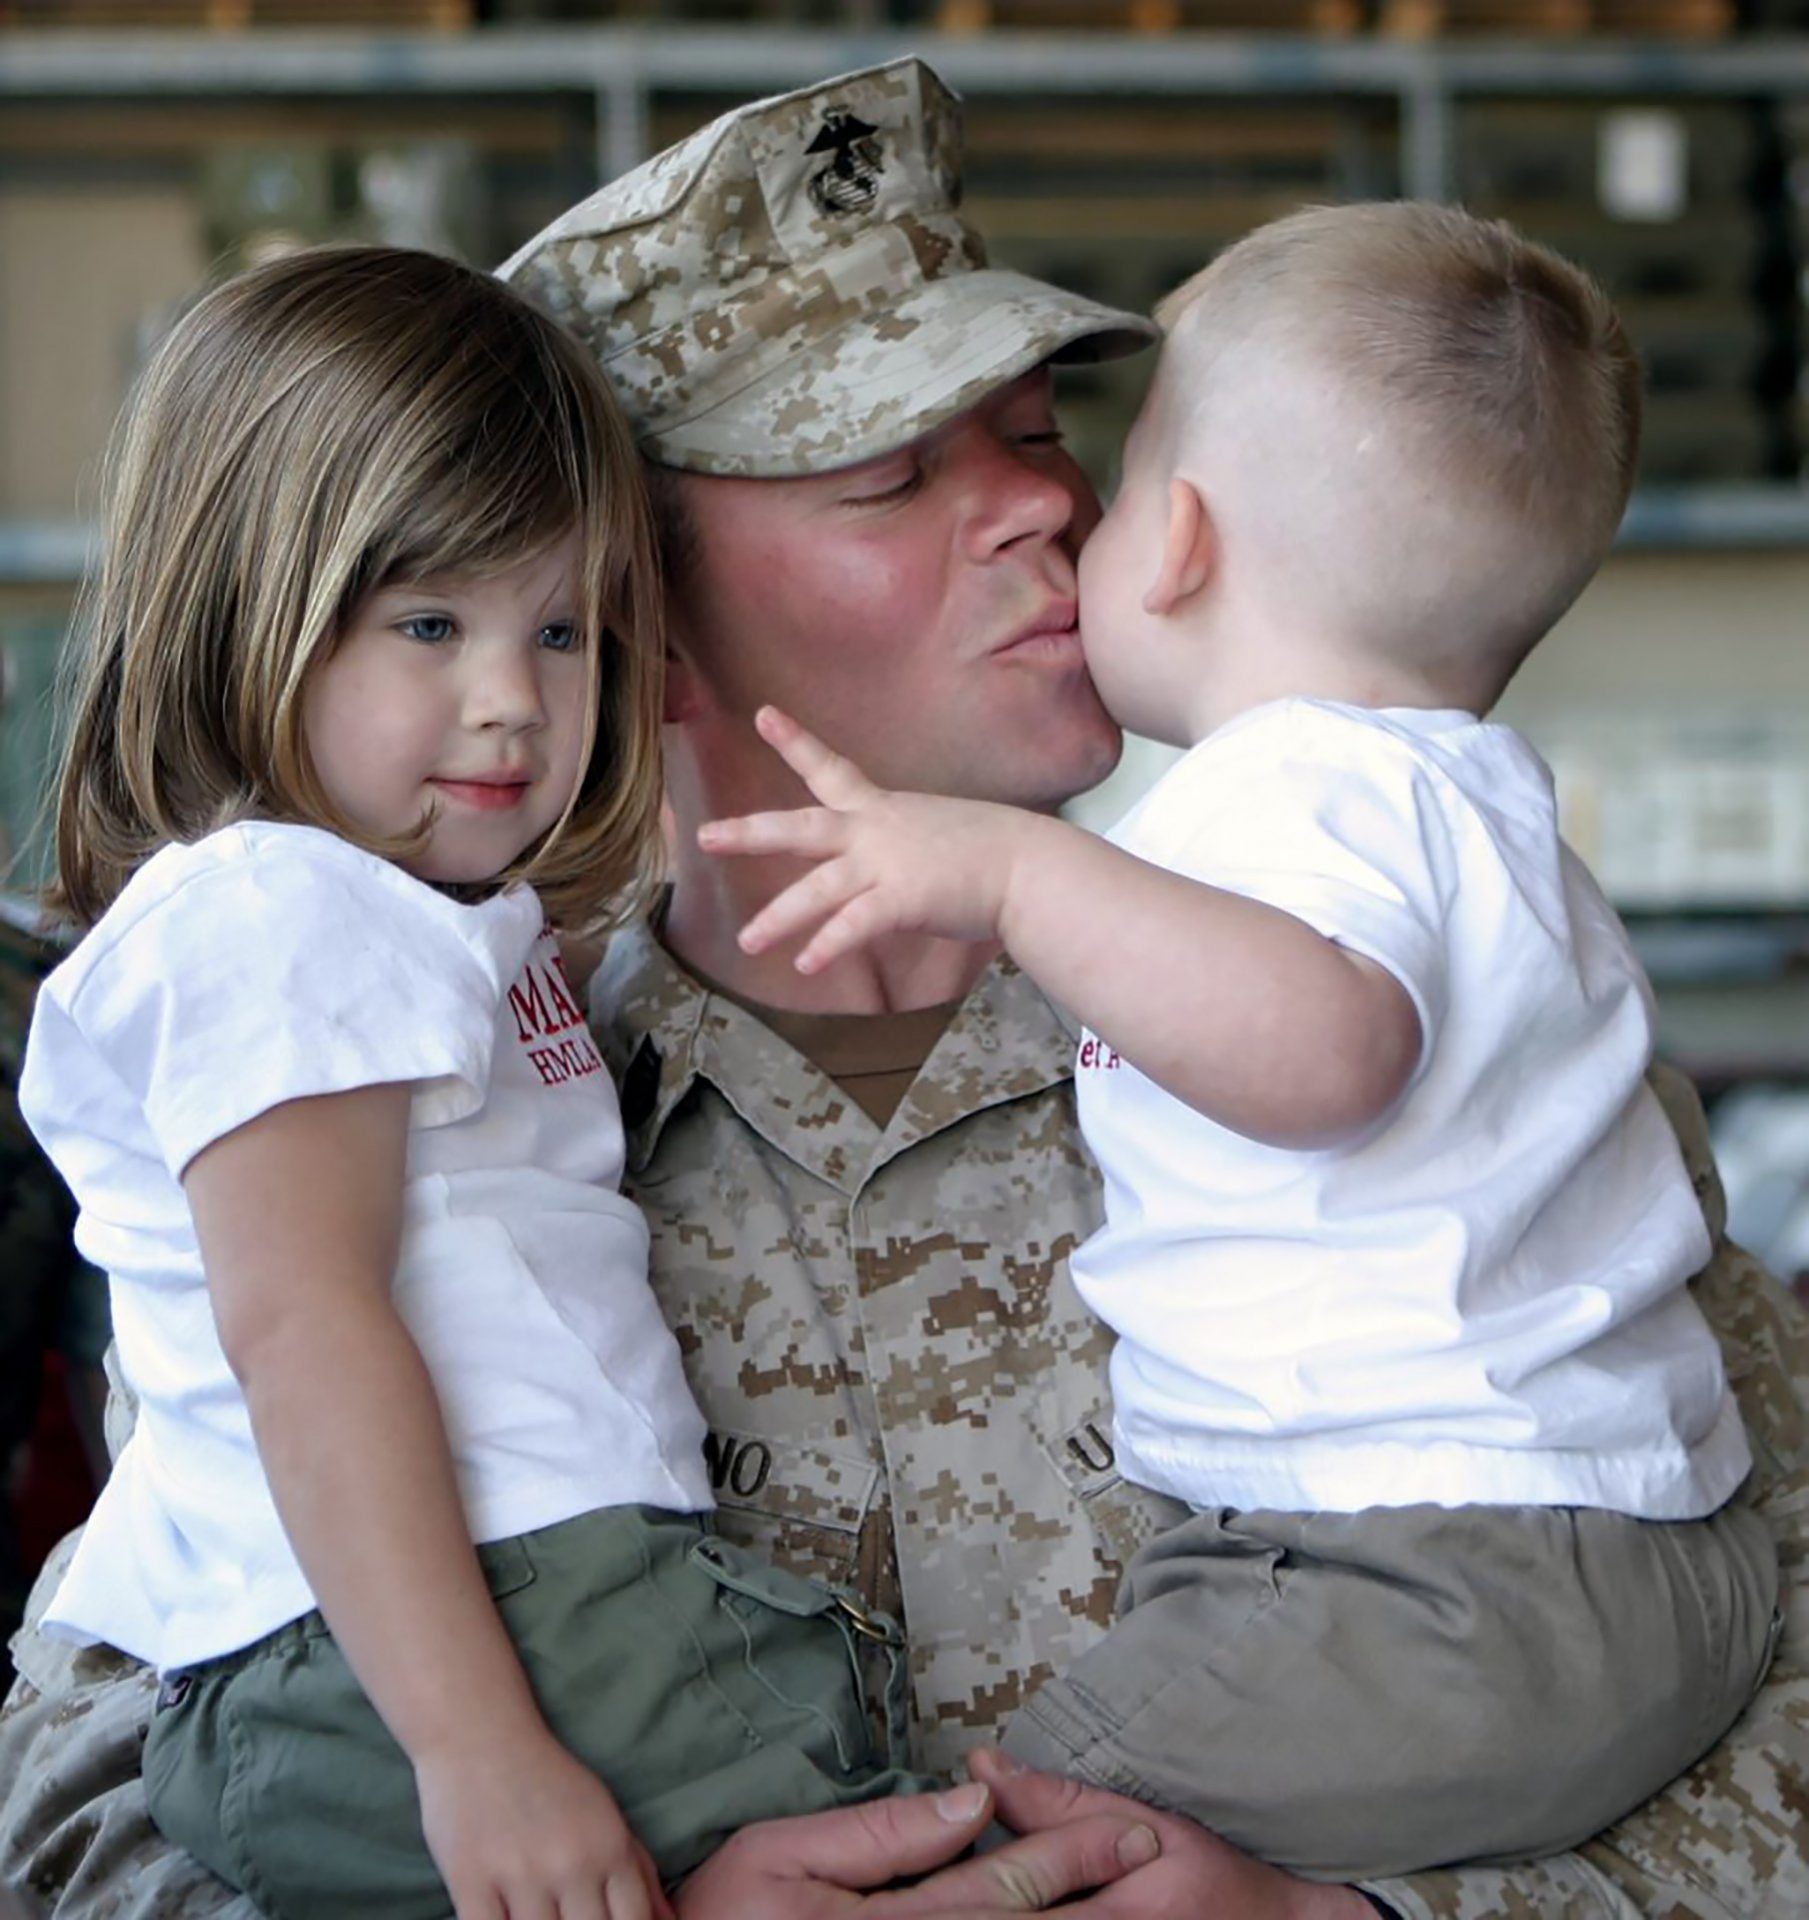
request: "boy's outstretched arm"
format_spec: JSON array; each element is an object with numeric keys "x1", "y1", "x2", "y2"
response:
[{"x1": 699, "y1": 708, "x2": 1420, "y2": 1151}]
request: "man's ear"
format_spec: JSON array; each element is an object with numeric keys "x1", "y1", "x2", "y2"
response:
[
  {"x1": 662, "y1": 636, "x2": 706, "y2": 725},
  {"x1": 1142, "y1": 478, "x2": 1215, "y2": 616}
]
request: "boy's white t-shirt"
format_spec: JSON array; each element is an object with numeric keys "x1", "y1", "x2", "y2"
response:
[
  {"x1": 21, "y1": 822, "x2": 711, "y2": 1672},
  {"x1": 1071, "y1": 698, "x2": 1750, "y2": 1522}
]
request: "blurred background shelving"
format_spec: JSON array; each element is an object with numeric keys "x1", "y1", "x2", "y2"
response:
[{"x1": 4, "y1": 4, "x2": 1809, "y2": 1285}]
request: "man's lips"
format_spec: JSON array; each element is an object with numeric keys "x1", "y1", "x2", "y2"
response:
[
  {"x1": 992, "y1": 604, "x2": 1082, "y2": 664},
  {"x1": 431, "y1": 775, "x2": 532, "y2": 811}
]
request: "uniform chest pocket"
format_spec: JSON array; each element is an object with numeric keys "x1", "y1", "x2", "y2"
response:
[{"x1": 701, "y1": 1429, "x2": 880, "y2": 1588}]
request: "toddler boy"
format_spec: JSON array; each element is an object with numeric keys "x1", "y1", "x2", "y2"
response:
[{"x1": 701, "y1": 203, "x2": 1779, "y2": 1881}]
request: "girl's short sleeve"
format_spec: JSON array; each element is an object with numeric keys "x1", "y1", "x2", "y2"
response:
[{"x1": 52, "y1": 829, "x2": 541, "y2": 1178}]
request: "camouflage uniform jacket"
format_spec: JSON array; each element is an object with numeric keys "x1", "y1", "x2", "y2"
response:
[{"x1": 2, "y1": 923, "x2": 1805, "y2": 1917}]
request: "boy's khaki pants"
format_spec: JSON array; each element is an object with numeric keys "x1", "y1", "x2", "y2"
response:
[{"x1": 1002, "y1": 1489, "x2": 1781, "y2": 1881}]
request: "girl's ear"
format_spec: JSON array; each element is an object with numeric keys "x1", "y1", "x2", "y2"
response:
[{"x1": 1142, "y1": 478, "x2": 1216, "y2": 616}]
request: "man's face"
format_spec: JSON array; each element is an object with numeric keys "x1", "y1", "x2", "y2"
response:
[{"x1": 665, "y1": 370, "x2": 1122, "y2": 813}]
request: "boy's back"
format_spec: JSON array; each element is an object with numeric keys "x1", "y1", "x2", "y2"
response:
[{"x1": 1075, "y1": 695, "x2": 1746, "y2": 1520}]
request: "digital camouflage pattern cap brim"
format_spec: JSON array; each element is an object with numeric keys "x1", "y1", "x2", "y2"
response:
[{"x1": 497, "y1": 58, "x2": 1158, "y2": 477}]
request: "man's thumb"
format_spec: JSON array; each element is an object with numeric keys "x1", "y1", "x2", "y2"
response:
[{"x1": 793, "y1": 1782, "x2": 994, "y2": 1889}]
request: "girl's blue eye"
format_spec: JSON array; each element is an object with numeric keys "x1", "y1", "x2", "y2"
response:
[
  {"x1": 539, "y1": 622, "x2": 580, "y2": 653},
  {"x1": 399, "y1": 614, "x2": 456, "y2": 645}
]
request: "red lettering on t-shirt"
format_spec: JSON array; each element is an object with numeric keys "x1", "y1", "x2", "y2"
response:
[
  {"x1": 526, "y1": 1032, "x2": 604, "y2": 1087},
  {"x1": 542, "y1": 965, "x2": 582, "y2": 1033},
  {"x1": 527, "y1": 1043, "x2": 568, "y2": 1086},
  {"x1": 509, "y1": 950, "x2": 585, "y2": 1045},
  {"x1": 509, "y1": 969, "x2": 553, "y2": 1044}
]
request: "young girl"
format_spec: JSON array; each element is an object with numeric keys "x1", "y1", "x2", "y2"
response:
[{"x1": 20, "y1": 245, "x2": 922, "y2": 1920}]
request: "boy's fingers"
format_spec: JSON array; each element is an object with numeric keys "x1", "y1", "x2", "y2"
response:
[
  {"x1": 756, "y1": 705, "x2": 876, "y2": 809},
  {"x1": 698, "y1": 809, "x2": 845, "y2": 858},
  {"x1": 739, "y1": 859, "x2": 863, "y2": 955},
  {"x1": 796, "y1": 890, "x2": 890, "y2": 975}
]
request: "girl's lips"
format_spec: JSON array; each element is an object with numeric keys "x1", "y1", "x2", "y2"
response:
[{"x1": 432, "y1": 777, "x2": 531, "y2": 811}]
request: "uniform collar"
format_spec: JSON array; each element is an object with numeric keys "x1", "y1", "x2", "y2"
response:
[{"x1": 589, "y1": 918, "x2": 1076, "y2": 1194}]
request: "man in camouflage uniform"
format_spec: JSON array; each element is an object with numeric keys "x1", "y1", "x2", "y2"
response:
[{"x1": 5, "y1": 58, "x2": 1806, "y2": 1920}]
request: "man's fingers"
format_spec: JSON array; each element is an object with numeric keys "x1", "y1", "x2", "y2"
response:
[
  {"x1": 737, "y1": 1783, "x2": 997, "y2": 1893},
  {"x1": 872, "y1": 1812, "x2": 1160, "y2": 1917},
  {"x1": 697, "y1": 807, "x2": 846, "y2": 859},
  {"x1": 738, "y1": 858, "x2": 864, "y2": 955},
  {"x1": 966, "y1": 1747, "x2": 1121, "y2": 1834},
  {"x1": 755, "y1": 706, "x2": 877, "y2": 808}
]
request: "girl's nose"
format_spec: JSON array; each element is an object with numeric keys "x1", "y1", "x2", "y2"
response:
[{"x1": 468, "y1": 644, "x2": 547, "y2": 732}]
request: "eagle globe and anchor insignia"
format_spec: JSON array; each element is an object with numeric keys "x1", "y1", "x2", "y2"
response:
[{"x1": 806, "y1": 110, "x2": 885, "y2": 217}]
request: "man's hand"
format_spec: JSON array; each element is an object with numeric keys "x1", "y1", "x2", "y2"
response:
[
  {"x1": 675, "y1": 1780, "x2": 1162, "y2": 1919},
  {"x1": 417, "y1": 1731, "x2": 673, "y2": 1920},
  {"x1": 968, "y1": 1750, "x2": 1376, "y2": 1920},
  {"x1": 698, "y1": 707, "x2": 1042, "y2": 974}
]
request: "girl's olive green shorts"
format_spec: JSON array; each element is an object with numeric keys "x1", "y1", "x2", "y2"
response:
[{"x1": 143, "y1": 1506, "x2": 929, "y2": 1919}]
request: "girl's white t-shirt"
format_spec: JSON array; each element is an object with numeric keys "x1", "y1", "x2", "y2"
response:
[
  {"x1": 21, "y1": 822, "x2": 710, "y2": 1672},
  {"x1": 1071, "y1": 699, "x2": 1750, "y2": 1522}
]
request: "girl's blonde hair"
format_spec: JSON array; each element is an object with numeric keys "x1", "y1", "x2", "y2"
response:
[{"x1": 51, "y1": 243, "x2": 664, "y2": 934}]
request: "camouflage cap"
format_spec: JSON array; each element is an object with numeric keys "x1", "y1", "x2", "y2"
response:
[{"x1": 497, "y1": 58, "x2": 1158, "y2": 477}]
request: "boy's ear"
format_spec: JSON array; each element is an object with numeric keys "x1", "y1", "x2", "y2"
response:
[{"x1": 1143, "y1": 478, "x2": 1215, "y2": 616}]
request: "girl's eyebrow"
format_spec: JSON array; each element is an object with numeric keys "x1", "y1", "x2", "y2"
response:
[{"x1": 366, "y1": 575, "x2": 468, "y2": 603}]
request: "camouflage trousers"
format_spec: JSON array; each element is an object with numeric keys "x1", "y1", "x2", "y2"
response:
[{"x1": 0, "y1": 1650, "x2": 250, "y2": 1920}]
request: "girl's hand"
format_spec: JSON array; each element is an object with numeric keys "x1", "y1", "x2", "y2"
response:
[
  {"x1": 697, "y1": 707, "x2": 1043, "y2": 974},
  {"x1": 417, "y1": 1731, "x2": 674, "y2": 1920}
]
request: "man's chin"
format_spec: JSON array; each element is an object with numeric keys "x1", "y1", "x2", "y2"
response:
[{"x1": 978, "y1": 716, "x2": 1123, "y2": 815}]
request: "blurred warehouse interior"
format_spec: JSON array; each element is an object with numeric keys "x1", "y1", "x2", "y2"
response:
[{"x1": 6, "y1": 4, "x2": 1809, "y2": 1636}]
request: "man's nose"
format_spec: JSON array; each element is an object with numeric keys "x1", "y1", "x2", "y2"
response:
[{"x1": 967, "y1": 434, "x2": 1087, "y2": 556}]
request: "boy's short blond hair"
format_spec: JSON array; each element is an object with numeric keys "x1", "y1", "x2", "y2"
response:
[{"x1": 1154, "y1": 202, "x2": 1641, "y2": 686}]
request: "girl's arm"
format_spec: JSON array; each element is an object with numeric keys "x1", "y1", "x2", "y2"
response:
[
  {"x1": 183, "y1": 1084, "x2": 669, "y2": 1920},
  {"x1": 701, "y1": 709, "x2": 1419, "y2": 1151}
]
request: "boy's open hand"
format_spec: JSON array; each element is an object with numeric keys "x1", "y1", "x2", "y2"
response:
[
  {"x1": 698, "y1": 707, "x2": 1040, "y2": 973},
  {"x1": 417, "y1": 1731, "x2": 674, "y2": 1920}
]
